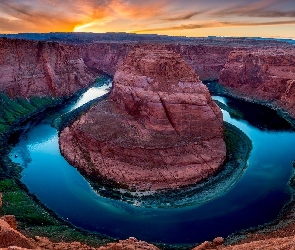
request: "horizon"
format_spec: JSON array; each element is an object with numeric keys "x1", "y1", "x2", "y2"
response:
[{"x1": 0, "y1": 0, "x2": 295, "y2": 39}]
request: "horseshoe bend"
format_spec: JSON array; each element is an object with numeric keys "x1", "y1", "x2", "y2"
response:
[
  {"x1": 1, "y1": 33, "x2": 295, "y2": 249},
  {"x1": 59, "y1": 47, "x2": 226, "y2": 191}
]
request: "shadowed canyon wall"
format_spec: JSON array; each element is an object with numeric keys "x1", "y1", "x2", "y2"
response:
[
  {"x1": 219, "y1": 48, "x2": 295, "y2": 118},
  {"x1": 0, "y1": 38, "x2": 95, "y2": 98}
]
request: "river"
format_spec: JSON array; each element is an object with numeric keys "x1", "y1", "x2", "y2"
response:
[{"x1": 9, "y1": 80, "x2": 295, "y2": 245}]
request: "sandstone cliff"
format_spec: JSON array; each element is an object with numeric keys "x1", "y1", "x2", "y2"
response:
[
  {"x1": 81, "y1": 43, "x2": 233, "y2": 81},
  {"x1": 219, "y1": 48, "x2": 295, "y2": 118},
  {"x1": 59, "y1": 48, "x2": 226, "y2": 191},
  {"x1": 0, "y1": 38, "x2": 96, "y2": 98}
]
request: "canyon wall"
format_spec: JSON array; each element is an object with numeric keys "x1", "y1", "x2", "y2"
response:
[
  {"x1": 81, "y1": 43, "x2": 233, "y2": 81},
  {"x1": 219, "y1": 48, "x2": 295, "y2": 118},
  {"x1": 0, "y1": 38, "x2": 95, "y2": 98}
]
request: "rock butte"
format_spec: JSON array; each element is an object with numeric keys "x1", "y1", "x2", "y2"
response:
[{"x1": 59, "y1": 48, "x2": 226, "y2": 191}]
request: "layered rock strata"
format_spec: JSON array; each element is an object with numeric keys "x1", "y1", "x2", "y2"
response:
[
  {"x1": 60, "y1": 48, "x2": 226, "y2": 191},
  {"x1": 220, "y1": 48, "x2": 295, "y2": 118},
  {"x1": 0, "y1": 38, "x2": 95, "y2": 98},
  {"x1": 81, "y1": 43, "x2": 235, "y2": 81}
]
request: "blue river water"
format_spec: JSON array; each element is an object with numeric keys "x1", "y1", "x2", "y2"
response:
[{"x1": 10, "y1": 83, "x2": 295, "y2": 245}]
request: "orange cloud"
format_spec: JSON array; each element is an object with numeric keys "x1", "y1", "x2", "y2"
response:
[
  {"x1": 134, "y1": 20, "x2": 295, "y2": 33},
  {"x1": 0, "y1": 0, "x2": 294, "y2": 38}
]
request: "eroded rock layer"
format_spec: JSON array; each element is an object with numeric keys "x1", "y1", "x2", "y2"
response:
[
  {"x1": 220, "y1": 48, "x2": 295, "y2": 118},
  {"x1": 0, "y1": 38, "x2": 95, "y2": 98},
  {"x1": 60, "y1": 48, "x2": 226, "y2": 191},
  {"x1": 82, "y1": 43, "x2": 236, "y2": 81}
]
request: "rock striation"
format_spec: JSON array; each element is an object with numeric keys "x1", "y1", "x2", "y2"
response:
[
  {"x1": 81, "y1": 43, "x2": 234, "y2": 81},
  {"x1": 0, "y1": 38, "x2": 95, "y2": 98},
  {"x1": 59, "y1": 48, "x2": 226, "y2": 191},
  {"x1": 220, "y1": 48, "x2": 295, "y2": 118}
]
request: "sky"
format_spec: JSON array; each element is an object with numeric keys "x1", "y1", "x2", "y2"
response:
[{"x1": 0, "y1": 0, "x2": 295, "y2": 38}]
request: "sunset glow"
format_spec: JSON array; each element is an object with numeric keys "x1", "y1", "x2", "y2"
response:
[{"x1": 0, "y1": 0, "x2": 295, "y2": 38}]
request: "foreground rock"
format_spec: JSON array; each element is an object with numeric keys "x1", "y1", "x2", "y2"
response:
[
  {"x1": 0, "y1": 215, "x2": 158, "y2": 250},
  {"x1": 0, "y1": 38, "x2": 95, "y2": 98},
  {"x1": 2, "y1": 214, "x2": 295, "y2": 250},
  {"x1": 60, "y1": 48, "x2": 226, "y2": 191},
  {"x1": 193, "y1": 236, "x2": 295, "y2": 250},
  {"x1": 0, "y1": 215, "x2": 37, "y2": 249},
  {"x1": 220, "y1": 48, "x2": 295, "y2": 118}
]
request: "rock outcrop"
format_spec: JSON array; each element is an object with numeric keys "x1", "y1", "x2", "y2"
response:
[
  {"x1": 2, "y1": 214, "x2": 295, "y2": 250},
  {"x1": 220, "y1": 48, "x2": 295, "y2": 118},
  {"x1": 0, "y1": 38, "x2": 95, "y2": 98},
  {"x1": 81, "y1": 43, "x2": 234, "y2": 81},
  {"x1": 0, "y1": 215, "x2": 37, "y2": 249},
  {"x1": 60, "y1": 48, "x2": 226, "y2": 191},
  {"x1": 0, "y1": 215, "x2": 158, "y2": 250}
]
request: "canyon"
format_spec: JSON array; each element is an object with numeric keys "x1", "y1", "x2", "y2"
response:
[
  {"x1": 0, "y1": 33, "x2": 295, "y2": 249},
  {"x1": 59, "y1": 47, "x2": 226, "y2": 190}
]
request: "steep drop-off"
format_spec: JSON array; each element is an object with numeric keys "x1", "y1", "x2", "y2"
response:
[
  {"x1": 0, "y1": 38, "x2": 95, "y2": 98},
  {"x1": 60, "y1": 48, "x2": 226, "y2": 191},
  {"x1": 220, "y1": 48, "x2": 295, "y2": 118}
]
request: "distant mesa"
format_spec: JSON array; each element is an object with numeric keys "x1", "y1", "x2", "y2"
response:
[{"x1": 60, "y1": 47, "x2": 226, "y2": 191}]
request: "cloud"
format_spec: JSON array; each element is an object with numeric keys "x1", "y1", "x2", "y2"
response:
[
  {"x1": 212, "y1": 0, "x2": 295, "y2": 18},
  {"x1": 134, "y1": 20, "x2": 295, "y2": 33},
  {"x1": 0, "y1": 0, "x2": 81, "y2": 32},
  {"x1": 163, "y1": 11, "x2": 203, "y2": 21},
  {"x1": 0, "y1": 0, "x2": 294, "y2": 37}
]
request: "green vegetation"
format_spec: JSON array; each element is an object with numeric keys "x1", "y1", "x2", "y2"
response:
[
  {"x1": 0, "y1": 87, "x2": 113, "y2": 246},
  {"x1": 0, "y1": 93, "x2": 61, "y2": 179},
  {"x1": 0, "y1": 178, "x2": 112, "y2": 246},
  {"x1": 0, "y1": 93, "x2": 58, "y2": 135},
  {"x1": 224, "y1": 122, "x2": 252, "y2": 161}
]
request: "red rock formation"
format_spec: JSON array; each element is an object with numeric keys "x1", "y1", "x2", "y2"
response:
[
  {"x1": 219, "y1": 48, "x2": 295, "y2": 118},
  {"x1": 98, "y1": 237, "x2": 160, "y2": 250},
  {"x1": 193, "y1": 236, "x2": 295, "y2": 250},
  {"x1": 0, "y1": 216, "x2": 37, "y2": 249},
  {"x1": 59, "y1": 48, "x2": 226, "y2": 191},
  {"x1": 0, "y1": 215, "x2": 158, "y2": 250},
  {"x1": 0, "y1": 38, "x2": 95, "y2": 98},
  {"x1": 81, "y1": 43, "x2": 233, "y2": 81}
]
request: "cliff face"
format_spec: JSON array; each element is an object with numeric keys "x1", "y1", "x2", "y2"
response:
[
  {"x1": 0, "y1": 38, "x2": 96, "y2": 98},
  {"x1": 219, "y1": 48, "x2": 295, "y2": 117},
  {"x1": 81, "y1": 43, "x2": 233, "y2": 81},
  {"x1": 60, "y1": 48, "x2": 226, "y2": 191},
  {"x1": 110, "y1": 47, "x2": 224, "y2": 137}
]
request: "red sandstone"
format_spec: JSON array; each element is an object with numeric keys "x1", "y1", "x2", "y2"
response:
[
  {"x1": 0, "y1": 38, "x2": 95, "y2": 98},
  {"x1": 59, "y1": 47, "x2": 226, "y2": 191},
  {"x1": 220, "y1": 48, "x2": 295, "y2": 118}
]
